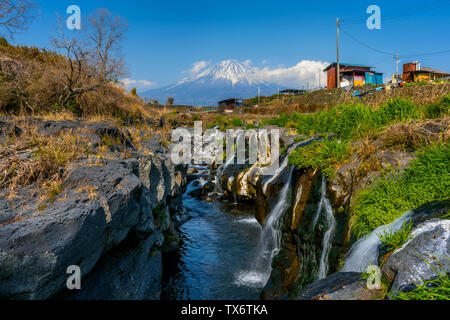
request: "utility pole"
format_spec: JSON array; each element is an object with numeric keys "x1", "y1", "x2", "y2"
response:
[
  {"x1": 337, "y1": 18, "x2": 340, "y2": 88},
  {"x1": 318, "y1": 68, "x2": 321, "y2": 89},
  {"x1": 395, "y1": 54, "x2": 399, "y2": 81},
  {"x1": 258, "y1": 87, "x2": 261, "y2": 105}
]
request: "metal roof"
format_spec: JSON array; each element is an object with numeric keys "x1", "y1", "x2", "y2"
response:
[
  {"x1": 323, "y1": 62, "x2": 373, "y2": 72},
  {"x1": 416, "y1": 67, "x2": 450, "y2": 75},
  {"x1": 218, "y1": 98, "x2": 242, "y2": 103},
  {"x1": 279, "y1": 89, "x2": 306, "y2": 93}
]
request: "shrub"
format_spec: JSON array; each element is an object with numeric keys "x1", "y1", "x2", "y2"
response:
[
  {"x1": 230, "y1": 117, "x2": 244, "y2": 127},
  {"x1": 0, "y1": 37, "x2": 9, "y2": 47},
  {"x1": 288, "y1": 138, "x2": 351, "y2": 178},
  {"x1": 376, "y1": 98, "x2": 420, "y2": 124},
  {"x1": 0, "y1": 41, "x2": 148, "y2": 119},
  {"x1": 424, "y1": 93, "x2": 450, "y2": 118}
]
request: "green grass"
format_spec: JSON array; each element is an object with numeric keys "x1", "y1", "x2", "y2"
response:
[
  {"x1": 284, "y1": 98, "x2": 428, "y2": 178},
  {"x1": 288, "y1": 138, "x2": 351, "y2": 178},
  {"x1": 263, "y1": 96, "x2": 449, "y2": 141},
  {"x1": 265, "y1": 95, "x2": 450, "y2": 237},
  {"x1": 423, "y1": 93, "x2": 450, "y2": 119},
  {"x1": 403, "y1": 81, "x2": 430, "y2": 87},
  {"x1": 442, "y1": 210, "x2": 450, "y2": 220},
  {"x1": 352, "y1": 142, "x2": 450, "y2": 239},
  {"x1": 206, "y1": 116, "x2": 245, "y2": 130},
  {"x1": 378, "y1": 221, "x2": 413, "y2": 253},
  {"x1": 152, "y1": 205, "x2": 167, "y2": 228}
]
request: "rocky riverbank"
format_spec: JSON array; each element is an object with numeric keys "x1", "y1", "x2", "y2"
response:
[
  {"x1": 1, "y1": 116, "x2": 448, "y2": 300},
  {"x1": 0, "y1": 118, "x2": 188, "y2": 299}
]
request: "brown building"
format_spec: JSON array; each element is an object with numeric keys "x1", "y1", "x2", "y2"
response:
[
  {"x1": 324, "y1": 63, "x2": 383, "y2": 89},
  {"x1": 402, "y1": 61, "x2": 450, "y2": 83},
  {"x1": 218, "y1": 98, "x2": 242, "y2": 113}
]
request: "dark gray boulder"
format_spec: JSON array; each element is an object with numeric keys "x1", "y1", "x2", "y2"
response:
[
  {"x1": 296, "y1": 272, "x2": 384, "y2": 300},
  {"x1": 0, "y1": 120, "x2": 22, "y2": 137},
  {"x1": 64, "y1": 232, "x2": 164, "y2": 300},
  {"x1": 0, "y1": 158, "x2": 144, "y2": 299},
  {"x1": 382, "y1": 218, "x2": 450, "y2": 293}
]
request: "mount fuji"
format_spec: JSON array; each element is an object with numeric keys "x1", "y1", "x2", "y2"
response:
[{"x1": 142, "y1": 60, "x2": 279, "y2": 106}]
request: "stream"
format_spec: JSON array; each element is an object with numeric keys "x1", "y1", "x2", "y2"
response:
[{"x1": 161, "y1": 170, "x2": 265, "y2": 300}]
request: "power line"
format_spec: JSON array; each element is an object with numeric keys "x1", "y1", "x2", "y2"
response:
[
  {"x1": 340, "y1": 26, "x2": 396, "y2": 56},
  {"x1": 341, "y1": 27, "x2": 450, "y2": 59},
  {"x1": 340, "y1": 0, "x2": 450, "y2": 25},
  {"x1": 401, "y1": 49, "x2": 450, "y2": 58}
]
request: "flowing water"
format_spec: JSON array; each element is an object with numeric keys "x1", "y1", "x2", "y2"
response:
[
  {"x1": 312, "y1": 177, "x2": 337, "y2": 280},
  {"x1": 214, "y1": 154, "x2": 235, "y2": 193},
  {"x1": 262, "y1": 138, "x2": 317, "y2": 194},
  {"x1": 161, "y1": 139, "x2": 336, "y2": 299},
  {"x1": 235, "y1": 167, "x2": 295, "y2": 287},
  {"x1": 161, "y1": 170, "x2": 264, "y2": 300},
  {"x1": 341, "y1": 211, "x2": 413, "y2": 273}
]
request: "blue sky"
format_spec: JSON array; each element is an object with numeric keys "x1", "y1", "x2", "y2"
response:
[{"x1": 9, "y1": 0, "x2": 450, "y2": 91}]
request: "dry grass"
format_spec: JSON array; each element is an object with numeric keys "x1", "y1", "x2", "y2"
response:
[
  {"x1": 76, "y1": 185, "x2": 99, "y2": 200},
  {"x1": 356, "y1": 137, "x2": 383, "y2": 177},
  {"x1": 381, "y1": 120, "x2": 448, "y2": 151},
  {"x1": 38, "y1": 180, "x2": 64, "y2": 211},
  {"x1": 0, "y1": 128, "x2": 91, "y2": 191}
]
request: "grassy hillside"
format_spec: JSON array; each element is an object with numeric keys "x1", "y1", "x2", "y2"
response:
[
  {"x1": 265, "y1": 95, "x2": 450, "y2": 239},
  {"x1": 246, "y1": 83, "x2": 450, "y2": 115},
  {"x1": 0, "y1": 38, "x2": 149, "y2": 119}
]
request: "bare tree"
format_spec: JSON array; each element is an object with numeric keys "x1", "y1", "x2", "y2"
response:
[
  {"x1": 166, "y1": 97, "x2": 174, "y2": 106},
  {"x1": 0, "y1": 0, "x2": 37, "y2": 37},
  {"x1": 51, "y1": 8, "x2": 128, "y2": 107},
  {"x1": 88, "y1": 8, "x2": 127, "y2": 83}
]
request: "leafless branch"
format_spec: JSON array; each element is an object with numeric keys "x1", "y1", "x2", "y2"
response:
[
  {"x1": 51, "y1": 9, "x2": 128, "y2": 106},
  {"x1": 0, "y1": 0, "x2": 38, "y2": 37}
]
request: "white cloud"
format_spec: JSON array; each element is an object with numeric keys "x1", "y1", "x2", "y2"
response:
[
  {"x1": 253, "y1": 60, "x2": 330, "y2": 89},
  {"x1": 190, "y1": 60, "x2": 210, "y2": 75},
  {"x1": 243, "y1": 59, "x2": 252, "y2": 67},
  {"x1": 121, "y1": 78, "x2": 156, "y2": 91}
]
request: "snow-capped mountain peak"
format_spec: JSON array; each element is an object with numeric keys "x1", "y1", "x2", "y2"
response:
[
  {"x1": 143, "y1": 59, "x2": 278, "y2": 106},
  {"x1": 193, "y1": 60, "x2": 253, "y2": 85}
]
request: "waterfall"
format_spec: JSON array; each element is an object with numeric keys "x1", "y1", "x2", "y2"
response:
[
  {"x1": 214, "y1": 153, "x2": 235, "y2": 193},
  {"x1": 234, "y1": 138, "x2": 318, "y2": 287},
  {"x1": 262, "y1": 138, "x2": 317, "y2": 195},
  {"x1": 340, "y1": 211, "x2": 413, "y2": 273},
  {"x1": 253, "y1": 167, "x2": 294, "y2": 280},
  {"x1": 262, "y1": 144, "x2": 296, "y2": 194},
  {"x1": 311, "y1": 177, "x2": 337, "y2": 280}
]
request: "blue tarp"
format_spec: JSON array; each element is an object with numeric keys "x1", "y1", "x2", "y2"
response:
[
  {"x1": 365, "y1": 72, "x2": 383, "y2": 85},
  {"x1": 352, "y1": 87, "x2": 384, "y2": 98}
]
